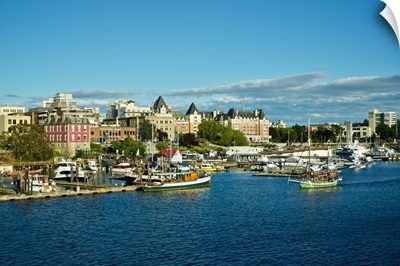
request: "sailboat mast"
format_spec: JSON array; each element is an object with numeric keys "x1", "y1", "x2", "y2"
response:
[{"x1": 308, "y1": 118, "x2": 311, "y2": 177}]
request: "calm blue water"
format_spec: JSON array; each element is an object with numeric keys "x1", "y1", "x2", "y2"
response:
[{"x1": 1, "y1": 162, "x2": 400, "y2": 265}]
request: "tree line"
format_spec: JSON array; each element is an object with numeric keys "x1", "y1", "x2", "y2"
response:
[{"x1": 270, "y1": 120, "x2": 399, "y2": 144}]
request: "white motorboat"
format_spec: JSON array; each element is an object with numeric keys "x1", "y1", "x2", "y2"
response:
[{"x1": 53, "y1": 161, "x2": 86, "y2": 181}]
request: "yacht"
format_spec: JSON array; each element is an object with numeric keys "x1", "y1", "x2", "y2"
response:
[{"x1": 53, "y1": 161, "x2": 86, "y2": 181}]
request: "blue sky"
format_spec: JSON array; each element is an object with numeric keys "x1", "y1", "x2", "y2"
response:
[{"x1": 1, "y1": 0, "x2": 399, "y2": 126}]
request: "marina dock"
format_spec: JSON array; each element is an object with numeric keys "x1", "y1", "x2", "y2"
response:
[{"x1": 0, "y1": 185, "x2": 138, "y2": 203}]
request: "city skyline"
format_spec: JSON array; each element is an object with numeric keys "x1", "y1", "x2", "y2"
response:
[{"x1": 1, "y1": 0, "x2": 399, "y2": 126}]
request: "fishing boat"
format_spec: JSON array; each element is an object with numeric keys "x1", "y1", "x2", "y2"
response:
[
  {"x1": 12, "y1": 174, "x2": 56, "y2": 193},
  {"x1": 125, "y1": 169, "x2": 163, "y2": 185},
  {"x1": 31, "y1": 174, "x2": 57, "y2": 193},
  {"x1": 137, "y1": 171, "x2": 212, "y2": 192},
  {"x1": 289, "y1": 119, "x2": 342, "y2": 189},
  {"x1": 195, "y1": 162, "x2": 218, "y2": 172},
  {"x1": 170, "y1": 162, "x2": 192, "y2": 173}
]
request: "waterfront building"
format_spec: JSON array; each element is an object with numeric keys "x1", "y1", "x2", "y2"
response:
[
  {"x1": 152, "y1": 96, "x2": 176, "y2": 141},
  {"x1": 0, "y1": 105, "x2": 25, "y2": 115},
  {"x1": 43, "y1": 93, "x2": 78, "y2": 109},
  {"x1": 369, "y1": 108, "x2": 397, "y2": 132},
  {"x1": 226, "y1": 146, "x2": 265, "y2": 162},
  {"x1": 90, "y1": 125, "x2": 136, "y2": 144},
  {"x1": 29, "y1": 93, "x2": 102, "y2": 127},
  {"x1": 103, "y1": 96, "x2": 177, "y2": 142},
  {"x1": 0, "y1": 112, "x2": 31, "y2": 133},
  {"x1": 106, "y1": 99, "x2": 151, "y2": 119},
  {"x1": 352, "y1": 124, "x2": 372, "y2": 143},
  {"x1": 158, "y1": 148, "x2": 183, "y2": 164},
  {"x1": 184, "y1": 103, "x2": 202, "y2": 136},
  {"x1": 172, "y1": 111, "x2": 189, "y2": 137},
  {"x1": 43, "y1": 115, "x2": 91, "y2": 158},
  {"x1": 215, "y1": 108, "x2": 270, "y2": 143},
  {"x1": 270, "y1": 120, "x2": 286, "y2": 128}
]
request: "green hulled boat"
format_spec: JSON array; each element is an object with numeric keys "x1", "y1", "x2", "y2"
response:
[
  {"x1": 299, "y1": 177, "x2": 341, "y2": 189},
  {"x1": 289, "y1": 119, "x2": 342, "y2": 189}
]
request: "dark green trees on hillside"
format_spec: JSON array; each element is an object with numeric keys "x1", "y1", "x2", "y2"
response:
[
  {"x1": 0, "y1": 124, "x2": 56, "y2": 162},
  {"x1": 270, "y1": 124, "x2": 342, "y2": 143},
  {"x1": 180, "y1": 133, "x2": 199, "y2": 147},
  {"x1": 375, "y1": 123, "x2": 397, "y2": 141},
  {"x1": 198, "y1": 120, "x2": 249, "y2": 146}
]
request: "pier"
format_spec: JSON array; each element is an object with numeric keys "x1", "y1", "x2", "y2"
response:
[{"x1": 0, "y1": 185, "x2": 138, "y2": 203}]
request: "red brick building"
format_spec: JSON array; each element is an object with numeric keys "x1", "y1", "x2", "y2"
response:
[{"x1": 43, "y1": 116, "x2": 91, "y2": 158}]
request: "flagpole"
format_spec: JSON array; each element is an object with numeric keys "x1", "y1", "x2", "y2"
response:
[{"x1": 240, "y1": 99, "x2": 245, "y2": 112}]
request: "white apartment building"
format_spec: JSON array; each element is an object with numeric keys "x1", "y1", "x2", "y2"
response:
[
  {"x1": 0, "y1": 105, "x2": 25, "y2": 115},
  {"x1": 43, "y1": 93, "x2": 78, "y2": 109},
  {"x1": 106, "y1": 99, "x2": 151, "y2": 119},
  {"x1": 369, "y1": 108, "x2": 397, "y2": 132}
]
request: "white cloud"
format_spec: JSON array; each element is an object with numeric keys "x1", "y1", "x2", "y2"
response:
[{"x1": 3, "y1": 72, "x2": 399, "y2": 126}]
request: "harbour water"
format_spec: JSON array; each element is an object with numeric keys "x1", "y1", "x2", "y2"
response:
[{"x1": 1, "y1": 161, "x2": 399, "y2": 265}]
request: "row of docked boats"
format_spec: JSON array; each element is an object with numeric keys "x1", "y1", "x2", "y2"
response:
[
  {"x1": 48, "y1": 159, "x2": 216, "y2": 192},
  {"x1": 285, "y1": 141, "x2": 395, "y2": 189}
]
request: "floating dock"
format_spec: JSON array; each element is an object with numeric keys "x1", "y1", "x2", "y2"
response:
[{"x1": 0, "y1": 185, "x2": 138, "y2": 203}]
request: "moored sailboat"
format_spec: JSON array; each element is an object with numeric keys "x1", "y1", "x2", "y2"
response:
[{"x1": 289, "y1": 119, "x2": 342, "y2": 189}]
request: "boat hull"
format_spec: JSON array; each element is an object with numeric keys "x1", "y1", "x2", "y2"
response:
[
  {"x1": 139, "y1": 176, "x2": 211, "y2": 192},
  {"x1": 300, "y1": 180, "x2": 338, "y2": 189}
]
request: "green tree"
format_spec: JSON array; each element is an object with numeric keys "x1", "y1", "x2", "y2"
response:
[
  {"x1": 330, "y1": 124, "x2": 342, "y2": 141},
  {"x1": 312, "y1": 125, "x2": 335, "y2": 143},
  {"x1": 111, "y1": 136, "x2": 145, "y2": 157},
  {"x1": 90, "y1": 142, "x2": 104, "y2": 153},
  {"x1": 156, "y1": 141, "x2": 169, "y2": 151},
  {"x1": 0, "y1": 124, "x2": 56, "y2": 162},
  {"x1": 291, "y1": 124, "x2": 306, "y2": 143},
  {"x1": 391, "y1": 121, "x2": 399, "y2": 141},
  {"x1": 375, "y1": 124, "x2": 395, "y2": 141},
  {"x1": 180, "y1": 133, "x2": 199, "y2": 147},
  {"x1": 269, "y1": 127, "x2": 280, "y2": 142},
  {"x1": 139, "y1": 119, "x2": 153, "y2": 141},
  {"x1": 156, "y1": 129, "x2": 168, "y2": 141},
  {"x1": 198, "y1": 120, "x2": 248, "y2": 146},
  {"x1": 198, "y1": 120, "x2": 222, "y2": 142}
]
